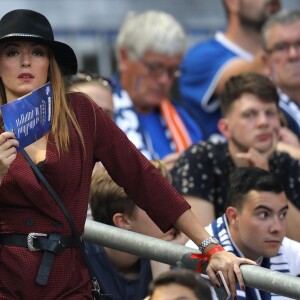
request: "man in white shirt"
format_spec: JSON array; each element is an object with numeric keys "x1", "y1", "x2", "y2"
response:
[{"x1": 187, "y1": 167, "x2": 300, "y2": 299}]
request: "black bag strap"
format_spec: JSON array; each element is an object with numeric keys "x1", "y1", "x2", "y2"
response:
[{"x1": 20, "y1": 149, "x2": 111, "y2": 299}]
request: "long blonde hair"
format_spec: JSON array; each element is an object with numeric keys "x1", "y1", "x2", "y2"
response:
[{"x1": 48, "y1": 55, "x2": 85, "y2": 154}]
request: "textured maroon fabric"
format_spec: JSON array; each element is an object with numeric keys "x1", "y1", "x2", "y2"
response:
[{"x1": 0, "y1": 93, "x2": 190, "y2": 299}]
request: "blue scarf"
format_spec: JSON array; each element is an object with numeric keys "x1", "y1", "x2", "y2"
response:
[
  {"x1": 113, "y1": 86, "x2": 194, "y2": 160},
  {"x1": 208, "y1": 216, "x2": 292, "y2": 300}
]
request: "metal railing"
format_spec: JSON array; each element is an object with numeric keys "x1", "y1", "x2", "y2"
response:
[{"x1": 83, "y1": 219, "x2": 300, "y2": 299}]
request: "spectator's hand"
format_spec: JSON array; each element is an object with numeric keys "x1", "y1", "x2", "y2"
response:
[
  {"x1": 160, "y1": 228, "x2": 189, "y2": 245},
  {"x1": 206, "y1": 250, "x2": 257, "y2": 299},
  {"x1": 234, "y1": 129, "x2": 278, "y2": 171},
  {"x1": 0, "y1": 132, "x2": 19, "y2": 181},
  {"x1": 169, "y1": 228, "x2": 189, "y2": 245},
  {"x1": 150, "y1": 228, "x2": 188, "y2": 279},
  {"x1": 162, "y1": 152, "x2": 181, "y2": 171},
  {"x1": 278, "y1": 127, "x2": 300, "y2": 147}
]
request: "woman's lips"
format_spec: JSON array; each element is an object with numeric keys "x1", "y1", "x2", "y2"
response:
[{"x1": 18, "y1": 73, "x2": 34, "y2": 81}]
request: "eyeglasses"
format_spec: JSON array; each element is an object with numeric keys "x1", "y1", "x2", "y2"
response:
[
  {"x1": 140, "y1": 60, "x2": 181, "y2": 79},
  {"x1": 266, "y1": 39, "x2": 300, "y2": 56},
  {"x1": 68, "y1": 72, "x2": 113, "y2": 90}
]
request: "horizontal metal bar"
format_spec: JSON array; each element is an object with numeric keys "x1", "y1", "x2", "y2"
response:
[{"x1": 83, "y1": 219, "x2": 300, "y2": 299}]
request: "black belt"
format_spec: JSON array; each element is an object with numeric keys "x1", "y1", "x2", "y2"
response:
[
  {"x1": 0, "y1": 233, "x2": 81, "y2": 251},
  {"x1": 0, "y1": 233, "x2": 81, "y2": 285}
]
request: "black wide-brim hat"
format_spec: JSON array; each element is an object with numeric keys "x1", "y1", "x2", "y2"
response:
[{"x1": 0, "y1": 9, "x2": 77, "y2": 75}]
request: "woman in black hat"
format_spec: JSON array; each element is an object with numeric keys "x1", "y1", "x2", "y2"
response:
[{"x1": 0, "y1": 9, "x2": 254, "y2": 300}]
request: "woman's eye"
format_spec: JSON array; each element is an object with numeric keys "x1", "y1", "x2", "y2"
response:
[
  {"x1": 7, "y1": 50, "x2": 18, "y2": 57},
  {"x1": 32, "y1": 49, "x2": 45, "y2": 56}
]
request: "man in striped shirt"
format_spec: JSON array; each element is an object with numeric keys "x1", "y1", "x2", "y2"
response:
[{"x1": 187, "y1": 167, "x2": 300, "y2": 299}]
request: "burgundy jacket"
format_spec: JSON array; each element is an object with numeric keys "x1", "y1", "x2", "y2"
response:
[{"x1": 0, "y1": 93, "x2": 190, "y2": 299}]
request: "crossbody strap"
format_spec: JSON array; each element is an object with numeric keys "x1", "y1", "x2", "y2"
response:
[
  {"x1": 20, "y1": 149, "x2": 104, "y2": 296},
  {"x1": 21, "y1": 150, "x2": 79, "y2": 236}
]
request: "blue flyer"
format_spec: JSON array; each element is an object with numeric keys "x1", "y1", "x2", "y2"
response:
[{"x1": 0, "y1": 82, "x2": 52, "y2": 150}]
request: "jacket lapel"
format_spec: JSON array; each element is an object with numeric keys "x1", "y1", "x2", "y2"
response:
[{"x1": 8, "y1": 151, "x2": 58, "y2": 218}]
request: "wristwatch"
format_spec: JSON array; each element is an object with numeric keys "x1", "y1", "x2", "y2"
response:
[{"x1": 198, "y1": 236, "x2": 220, "y2": 253}]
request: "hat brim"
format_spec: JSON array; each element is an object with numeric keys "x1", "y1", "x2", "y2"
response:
[{"x1": 0, "y1": 35, "x2": 77, "y2": 75}]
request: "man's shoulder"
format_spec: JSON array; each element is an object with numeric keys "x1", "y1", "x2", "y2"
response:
[
  {"x1": 279, "y1": 92, "x2": 300, "y2": 130},
  {"x1": 176, "y1": 142, "x2": 229, "y2": 169},
  {"x1": 272, "y1": 237, "x2": 300, "y2": 276},
  {"x1": 271, "y1": 151, "x2": 299, "y2": 166},
  {"x1": 197, "y1": 140, "x2": 228, "y2": 153},
  {"x1": 281, "y1": 237, "x2": 300, "y2": 252},
  {"x1": 68, "y1": 92, "x2": 99, "y2": 117},
  {"x1": 183, "y1": 37, "x2": 236, "y2": 65},
  {"x1": 185, "y1": 141, "x2": 228, "y2": 156}
]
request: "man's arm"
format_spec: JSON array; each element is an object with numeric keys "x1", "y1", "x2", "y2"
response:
[
  {"x1": 215, "y1": 51, "x2": 266, "y2": 96},
  {"x1": 185, "y1": 195, "x2": 216, "y2": 227}
]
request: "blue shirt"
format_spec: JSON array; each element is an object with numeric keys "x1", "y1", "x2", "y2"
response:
[
  {"x1": 138, "y1": 106, "x2": 202, "y2": 158},
  {"x1": 112, "y1": 73, "x2": 203, "y2": 159},
  {"x1": 85, "y1": 242, "x2": 153, "y2": 300},
  {"x1": 180, "y1": 32, "x2": 252, "y2": 139}
]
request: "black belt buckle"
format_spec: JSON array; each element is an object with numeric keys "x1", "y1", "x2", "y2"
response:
[{"x1": 27, "y1": 232, "x2": 47, "y2": 251}]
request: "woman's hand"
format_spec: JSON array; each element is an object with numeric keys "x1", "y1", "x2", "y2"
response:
[
  {"x1": 206, "y1": 249, "x2": 257, "y2": 299},
  {"x1": 0, "y1": 132, "x2": 19, "y2": 180}
]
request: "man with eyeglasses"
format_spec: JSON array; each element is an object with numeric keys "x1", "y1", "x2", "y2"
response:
[
  {"x1": 263, "y1": 10, "x2": 300, "y2": 140},
  {"x1": 112, "y1": 11, "x2": 203, "y2": 169}
]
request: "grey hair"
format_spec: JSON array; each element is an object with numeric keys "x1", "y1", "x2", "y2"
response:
[
  {"x1": 262, "y1": 10, "x2": 300, "y2": 50},
  {"x1": 115, "y1": 10, "x2": 186, "y2": 66}
]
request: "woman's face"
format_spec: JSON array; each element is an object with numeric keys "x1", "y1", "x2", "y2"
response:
[{"x1": 0, "y1": 41, "x2": 50, "y2": 102}]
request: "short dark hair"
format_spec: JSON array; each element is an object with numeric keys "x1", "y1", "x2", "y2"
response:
[
  {"x1": 148, "y1": 269, "x2": 212, "y2": 300},
  {"x1": 89, "y1": 168, "x2": 135, "y2": 226},
  {"x1": 221, "y1": 72, "x2": 279, "y2": 116},
  {"x1": 226, "y1": 167, "x2": 284, "y2": 210}
]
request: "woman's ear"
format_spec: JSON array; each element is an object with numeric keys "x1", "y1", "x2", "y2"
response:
[
  {"x1": 218, "y1": 118, "x2": 231, "y2": 139},
  {"x1": 225, "y1": 206, "x2": 239, "y2": 228},
  {"x1": 112, "y1": 212, "x2": 131, "y2": 230}
]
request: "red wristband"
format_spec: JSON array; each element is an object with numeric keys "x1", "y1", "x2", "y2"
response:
[
  {"x1": 190, "y1": 245, "x2": 225, "y2": 273},
  {"x1": 206, "y1": 245, "x2": 225, "y2": 260}
]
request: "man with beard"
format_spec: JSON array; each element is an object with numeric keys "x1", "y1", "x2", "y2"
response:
[
  {"x1": 179, "y1": 0, "x2": 281, "y2": 140},
  {"x1": 186, "y1": 167, "x2": 300, "y2": 299},
  {"x1": 171, "y1": 72, "x2": 300, "y2": 242},
  {"x1": 263, "y1": 10, "x2": 300, "y2": 139}
]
